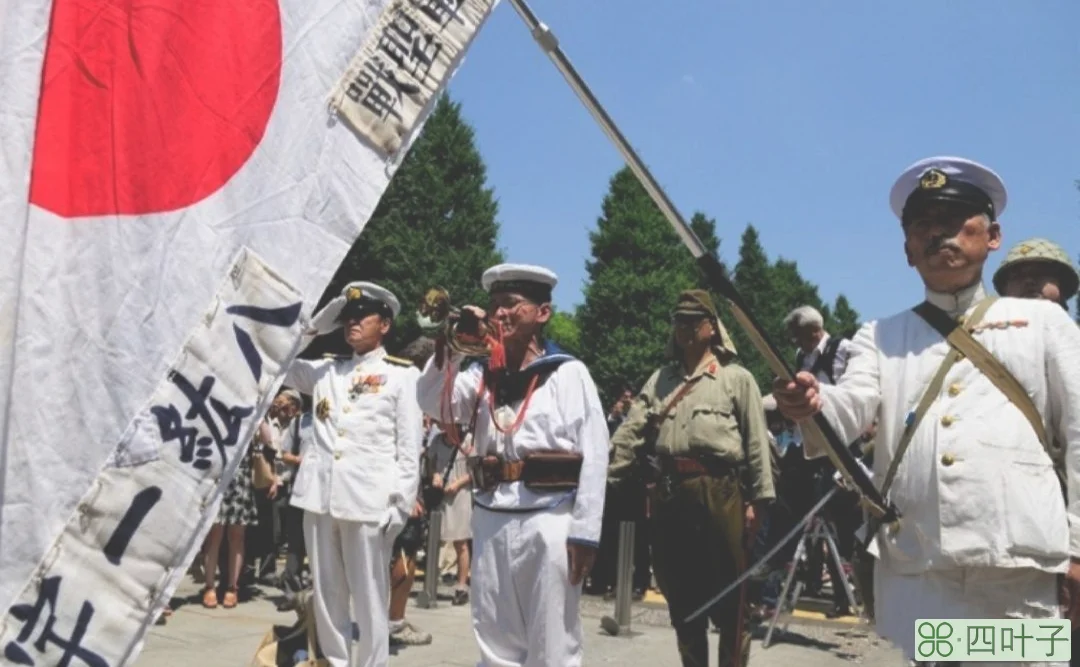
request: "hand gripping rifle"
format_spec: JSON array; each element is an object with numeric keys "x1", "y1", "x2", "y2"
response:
[{"x1": 505, "y1": 0, "x2": 898, "y2": 529}]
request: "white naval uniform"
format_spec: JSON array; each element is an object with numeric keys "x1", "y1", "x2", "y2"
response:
[
  {"x1": 285, "y1": 346, "x2": 422, "y2": 667},
  {"x1": 416, "y1": 345, "x2": 609, "y2": 667},
  {"x1": 804, "y1": 282, "x2": 1080, "y2": 666}
]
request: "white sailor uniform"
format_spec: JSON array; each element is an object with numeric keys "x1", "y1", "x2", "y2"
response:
[
  {"x1": 284, "y1": 281, "x2": 422, "y2": 667},
  {"x1": 417, "y1": 341, "x2": 608, "y2": 667}
]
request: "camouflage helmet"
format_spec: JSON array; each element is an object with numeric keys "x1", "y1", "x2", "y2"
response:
[{"x1": 992, "y1": 237, "x2": 1079, "y2": 301}]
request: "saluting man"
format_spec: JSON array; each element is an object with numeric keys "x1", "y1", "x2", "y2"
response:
[
  {"x1": 283, "y1": 281, "x2": 422, "y2": 667},
  {"x1": 416, "y1": 263, "x2": 609, "y2": 667},
  {"x1": 608, "y1": 289, "x2": 774, "y2": 667},
  {"x1": 773, "y1": 156, "x2": 1080, "y2": 666}
]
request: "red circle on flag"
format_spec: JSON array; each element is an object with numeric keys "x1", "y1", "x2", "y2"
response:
[{"x1": 29, "y1": 0, "x2": 283, "y2": 218}]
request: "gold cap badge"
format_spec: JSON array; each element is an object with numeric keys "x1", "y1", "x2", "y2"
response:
[
  {"x1": 919, "y1": 168, "x2": 948, "y2": 190},
  {"x1": 345, "y1": 286, "x2": 363, "y2": 301}
]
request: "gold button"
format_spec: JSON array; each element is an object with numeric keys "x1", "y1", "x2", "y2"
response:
[
  {"x1": 941, "y1": 453, "x2": 955, "y2": 466},
  {"x1": 940, "y1": 415, "x2": 954, "y2": 427},
  {"x1": 334, "y1": 451, "x2": 342, "y2": 461},
  {"x1": 343, "y1": 406, "x2": 351, "y2": 413},
  {"x1": 947, "y1": 384, "x2": 962, "y2": 397},
  {"x1": 337, "y1": 428, "x2": 345, "y2": 437}
]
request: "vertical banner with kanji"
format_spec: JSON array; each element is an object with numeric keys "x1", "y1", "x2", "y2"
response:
[{"x1": 0, "y1": 1, "x2": 500, "y2": 664}]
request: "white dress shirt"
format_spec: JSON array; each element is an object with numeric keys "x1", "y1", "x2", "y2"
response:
[
  {"x1": 283, "y1": 346, "x2": 422, "y2": 524},
  {"x1": 416, "y1": 345, "x2": 610, "y2": 546},
  {"x1": 806, "y1": 281, "x2": 1080, "y2": 576}
]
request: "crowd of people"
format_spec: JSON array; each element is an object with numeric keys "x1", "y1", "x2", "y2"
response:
[{"x1": 165, "y1": 154, "x2": 1080, "y2": 667}]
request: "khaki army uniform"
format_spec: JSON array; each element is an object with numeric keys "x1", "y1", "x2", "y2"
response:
[{"x1": 609, "y1": 290, "x2": 775, "y2": 667}]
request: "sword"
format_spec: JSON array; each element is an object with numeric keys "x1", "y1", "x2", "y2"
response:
[
  {"x1": 505, "y1": 0, "x2": 897, "y2": 525},
  {"x1": 682, "y1": 486, "x2": 839, "y2": 625}
]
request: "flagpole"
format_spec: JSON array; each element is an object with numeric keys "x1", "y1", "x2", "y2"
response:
[{"x1": 504, "y1": 0, "x2": 898, "y2": 524}]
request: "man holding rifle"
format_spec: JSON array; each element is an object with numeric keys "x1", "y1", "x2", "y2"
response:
[
  {"x1": 774, "y1": 156, "x2": 1080, "y2": 666},
  {"x1": 609, "y1": 289, "x2": 774, "y2": 667}
]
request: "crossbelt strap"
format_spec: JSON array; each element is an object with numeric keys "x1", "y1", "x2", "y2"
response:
[
  {"x1": 878, "y1": 297, "x2": 996, "y2": 499},
  {"x1": 912, "y1": 298, "x2": 1062, "y2": 495}
]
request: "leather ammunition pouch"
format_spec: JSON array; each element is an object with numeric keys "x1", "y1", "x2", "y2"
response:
[{"x1": 467, "y1": 453, "x2": 583, "y2": 493}]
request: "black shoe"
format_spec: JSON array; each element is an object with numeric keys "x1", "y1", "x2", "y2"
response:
[
  {"x1": 452, "y1": 589, "x2": 469, "y2": 606},
  {"x1": 826, "y1": 604, "x2": 852, "y2": 619}
]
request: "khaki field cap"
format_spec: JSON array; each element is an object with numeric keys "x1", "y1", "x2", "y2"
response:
[
  {"x1": 670, "y1": 289, "x2": 737, "y2": 358},
  {"x1": 992, "y1": 237, "x2": 1079, "y2": 302}
]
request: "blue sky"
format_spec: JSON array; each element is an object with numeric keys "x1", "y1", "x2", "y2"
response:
[{"x1": 447, "y1": 0, "x2": 1079, "y2": 322}]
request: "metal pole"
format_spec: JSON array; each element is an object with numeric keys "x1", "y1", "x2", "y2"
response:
[
  {"x1": 416, "y1": 509, "x2": 443, "y2": 608},
  {"x1": 600, "y1": 521, "x2": 641, "y2": 637},
  {"x1": 504, "y1": 0, "x2": 896, "y2": 524}
]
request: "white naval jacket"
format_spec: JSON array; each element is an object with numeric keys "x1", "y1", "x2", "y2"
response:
[
  {"x1": 807, "y1": 282, "x2": 1080, "y2": 576},
  {"x1": 283, "y1": 346, "x2": 423, "y2": 524},
  {"x1": 416, "y1": 343, "x2": 609, "y2": 547}
]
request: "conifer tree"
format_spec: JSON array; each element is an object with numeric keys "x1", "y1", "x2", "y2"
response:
[
  {"x1": 305, "y1": 95, "x2": 504, "y2": 357},
  {"x1": 577, "y1": 167, "x2": 722, "y2": 406}
]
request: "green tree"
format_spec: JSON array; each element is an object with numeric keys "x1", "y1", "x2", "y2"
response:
[
  {"x1": 545, "y1": 307, "x2": 582, "y2": 357},
  {"x1": 577, "y1": 167, "x2": 722, "y2": 406},
  {"x1": 726, "y1": 225, "x2": 861, "y2": 390},
  {"x1": 304, "y1": 95, "x2": 504, "y2": 358},
  {"x1": 831, "y1": 294, "x2": 861, "y2": 337}
]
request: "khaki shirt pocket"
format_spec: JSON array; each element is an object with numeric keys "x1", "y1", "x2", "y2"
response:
[{"x1": 686, "y1": 402, "x2": 740, "y2": 456}]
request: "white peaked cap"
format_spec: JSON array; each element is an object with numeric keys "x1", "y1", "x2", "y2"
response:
[
  {"x1": 308, "y1": 280, "x2": 400, "y2": 335},
  {"x1": 481, "y1": 263, "x2": 558, "y2": 295},
  {"x1": 889, "y1": 156, "x2": 1007, "y2": 223}
]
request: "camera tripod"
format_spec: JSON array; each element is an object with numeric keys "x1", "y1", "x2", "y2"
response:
[{"x1": 762, "y1": 507, "x2": 860, "y2": 647}]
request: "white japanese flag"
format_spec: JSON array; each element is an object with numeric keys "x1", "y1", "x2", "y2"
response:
[{"x1": 0, "y1": 0, "x2": 497, "y2": 664}]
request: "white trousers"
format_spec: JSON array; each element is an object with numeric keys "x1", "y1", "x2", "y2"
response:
[
  {"x1": 471, "y1": 503, "x2": 583, "y2": 667},
  {"x1": 303, "y1": 512, "x2": 394, "y2": 667},
  {"x1": 876, "y1": 566, "x2": 1066, "y2": 667}
]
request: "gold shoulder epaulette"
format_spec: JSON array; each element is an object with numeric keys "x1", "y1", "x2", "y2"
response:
[{"x1": 384, "y1": 355, "x2": 413, "y2": 367}]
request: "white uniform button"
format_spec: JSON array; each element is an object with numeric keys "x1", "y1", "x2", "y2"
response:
[
  {"x1": 337, "y1": 428, "x2": 346, "y2": 437},
  {"x1": 343, "y1": 406, "x2": 351, "y2": 414},
  {"x1": 334, "y1": 451, "x2": 342, "y2": 461}
]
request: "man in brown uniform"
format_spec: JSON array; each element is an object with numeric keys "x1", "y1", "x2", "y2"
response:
[{"x1": 609, "y1": 289, "x2": 775, "y2": 667}]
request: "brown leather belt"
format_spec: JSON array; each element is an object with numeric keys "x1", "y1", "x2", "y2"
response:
[
  {"x1": 664, "y1": 455, "x2": 738, "y2": 477},
  {"x1": 467, "y1": 453, "x2": 583, "y2": 493}
]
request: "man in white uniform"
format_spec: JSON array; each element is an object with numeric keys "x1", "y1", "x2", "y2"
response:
[
  {"x1": 416, "y1": 263, "x2": 608, "y2": 667},
  {"x1": 773, "y1": 156, "x2": 1080, "y2": 666},
  {"x1": 283, "y1": 281, "x2": 422, "y2": 667}
]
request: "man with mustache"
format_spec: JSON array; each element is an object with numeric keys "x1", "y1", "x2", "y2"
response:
[
  {"x1": 993, "y1": 238, "x2": 1079, "y2": 311},
  {"x1": 282, "y1": 281, "x2": 423, "y2": 667},
  {"x1": 416, "y1": 263, "x2": 608, "y2": 667},
  {"x1": 773, "y1": 156, "x2": 1080, "y2": 666}
]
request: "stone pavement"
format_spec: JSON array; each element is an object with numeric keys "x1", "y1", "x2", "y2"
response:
[{"x1": 139, "y1": 577, "x2": 905, "y2": 666}]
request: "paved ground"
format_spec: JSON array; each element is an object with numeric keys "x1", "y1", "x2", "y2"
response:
[{"x1": 139, "y1": 577, "x2": 906, "y2": 666}]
